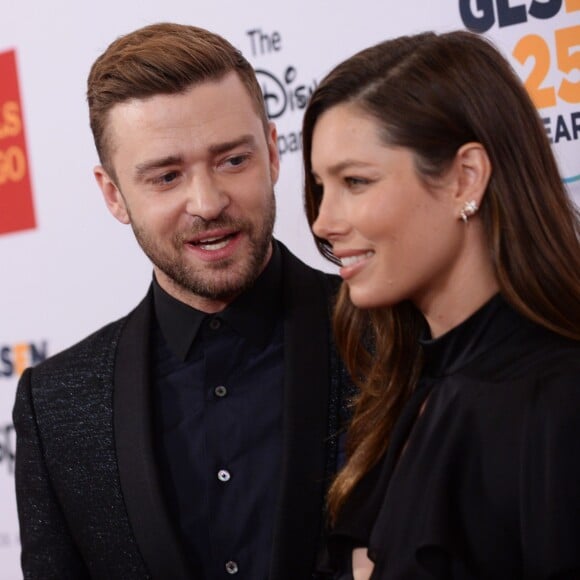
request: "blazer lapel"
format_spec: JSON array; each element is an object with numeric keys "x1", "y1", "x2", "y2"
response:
[
  {"x1": 269, "y1": 246, "x2": 332, "y2": 579},
  {"x1": 114, "y1": 290, "x2": 192, "y2": 580}
]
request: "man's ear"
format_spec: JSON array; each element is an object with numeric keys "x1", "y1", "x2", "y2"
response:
[
  {"x1": 94, "y1": 165, "x2": 130, "y2": 224},
  {"x1": 266, "y1": 121, "x2": 280, "y2": 185},
  {"x1": 451, "y1": 142, "x2": 492, "y2": 220}
]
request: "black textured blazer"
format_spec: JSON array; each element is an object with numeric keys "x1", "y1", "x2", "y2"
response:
[{"x1": 13, "y1": 243, "x2": 352, "y2": 580}]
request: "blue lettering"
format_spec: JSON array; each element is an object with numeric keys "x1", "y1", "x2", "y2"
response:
[
  {"x1": 0, "y1": 346, "x2": 13, "y2": 377},
  {"x1": 529, "y1": 0, "x2": 562, "y2": 19},
  {"x1": 30, "y1": 340, "x2": 48, "y2": 365},
  {"x1": 459, "y1": 0, "x2": 496, "y2": 32},
  {"x1": 497, "y1": 0, "x2": 527, "y2": 27}
]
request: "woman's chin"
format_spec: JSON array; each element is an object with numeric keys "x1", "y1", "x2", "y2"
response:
[{"x1": 347, "y1": 284, "x2": 397, "y2": 310}]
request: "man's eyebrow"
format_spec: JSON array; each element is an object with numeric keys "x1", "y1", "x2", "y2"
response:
[
  {"x1": 133, "y1": 135, "x2": 258, "y2": 179},
  {"x1": 134, "y1": 155, "x2": 183, "y2": 180},
  {"x1": 208, "y1": 135, "x2": 257, "y2": 156}
]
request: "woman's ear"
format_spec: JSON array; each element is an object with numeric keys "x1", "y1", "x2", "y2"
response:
[
  {"x1": 451, "y1": 142, "x2": 492, "y2": 222},
  {"x1": 94, "y1": 165, "x2": 130, "y2": 224}
]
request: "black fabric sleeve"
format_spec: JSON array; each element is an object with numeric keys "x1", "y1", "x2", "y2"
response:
[
  {"x1": 13, "y1": 368, "x2": 89, "y2": 579},
  {"x1": 521, "y1": 369, "x2": 580, "y2": 579}
]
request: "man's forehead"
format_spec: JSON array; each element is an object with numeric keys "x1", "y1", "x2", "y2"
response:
[
  {"x1": 109, "y1": 77, "x2": 259, "y2": 130},
  {"x1": 104, "y1": 80, "x2": 264, "y2": 157}
]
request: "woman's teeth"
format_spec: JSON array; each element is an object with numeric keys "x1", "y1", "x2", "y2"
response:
[{"x1": 341, "y1": 251, "x2": 374, "y2": 267}]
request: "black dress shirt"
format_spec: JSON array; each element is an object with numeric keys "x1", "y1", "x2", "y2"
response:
[{"x1": 151, "y1": 243, "x2": 284, "y2": 579}]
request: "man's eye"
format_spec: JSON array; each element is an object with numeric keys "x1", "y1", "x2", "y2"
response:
[
  {"x1": 152, "y1": 171, "x2": 179, "y2": 185},
  {"x1": 224, "y1": 154, "x2": 250, "y2": 168}
]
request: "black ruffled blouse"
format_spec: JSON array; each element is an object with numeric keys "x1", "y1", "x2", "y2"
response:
[{"x1": 327, "y1": 295, "x2": 580, "y2": 579}]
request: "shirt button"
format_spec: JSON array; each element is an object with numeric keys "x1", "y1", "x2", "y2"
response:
[
  {"x1": 217, "y1": 469, "x2": 231, "y2": 482},
  {"x1": 214, "y1": 385, "x2": 228, "y2": 398},
  {"x1": 225, "y1": 560, "x2": 238, "y2": 574},
  {"x1": 209, "y1": 318, "x2": 221, "y2": 330}
]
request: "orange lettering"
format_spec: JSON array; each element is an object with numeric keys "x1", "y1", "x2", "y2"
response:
[
  {"x1": 13, "y1": 343, "x2": 28, "y2": 376},
  {"x1": 0, "y1": 101, "x2": 21, "y2": 140},
  {"x1": 513, "y1": 35, "x2": 556, "y2": 109},
  {"x1": 0, "y1": 146, "x2": 26, "y2": 184},
  {"x1": 556, "y1": 26, "x2": 580, "y2": 104}
]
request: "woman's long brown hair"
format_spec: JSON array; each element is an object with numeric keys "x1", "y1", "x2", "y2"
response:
[{"x1": 302, "y1": 31, "x2": 580, "y2": 522}]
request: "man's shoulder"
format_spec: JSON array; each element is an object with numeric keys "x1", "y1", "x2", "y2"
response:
[
  {"x1": 32, "y1": 316, "x2": 127, "y2": 380},
  {"x1": 31, "y1": 293, "x2": 150, "y2": 379},
  {"x1": 277, "y1": 241, "x2": 340, "y2": 293}
]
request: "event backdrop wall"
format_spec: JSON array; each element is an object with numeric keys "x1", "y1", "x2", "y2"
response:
[{"x1": 1, "y1": 1, "x2": 578, "y2": 576}]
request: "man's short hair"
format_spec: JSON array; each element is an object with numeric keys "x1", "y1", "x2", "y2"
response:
[{"x1": 87, "y1": 22, "x2": 268, "y2": 174}]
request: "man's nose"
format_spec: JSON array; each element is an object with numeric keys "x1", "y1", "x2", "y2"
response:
[{"x1": 184, "y1": 173, "x2": 230, "y2": 221}]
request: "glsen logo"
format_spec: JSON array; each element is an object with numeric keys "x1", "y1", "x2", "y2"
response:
[
  {"x1": 0, "y1": 423, "x2": 14, "y2": 475},
  {"x1": 0, "y1": 341, "x2": 48, "y2": 378},
  {"x1": 0, "y1": 49, "x2": 36, "y2": 235},
  {"x1": 459, "y1": 0, "x2": 573, "y2": 33},
  {"x1": 459, "y1": 0, "x2": 580, "y2": 183},
  {"x1": 247, "y1": 28, "x2": 317, "y2": 159}
]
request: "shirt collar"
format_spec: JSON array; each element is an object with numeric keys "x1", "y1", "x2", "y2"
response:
[
  {"x1": 153, "y1": 240, "x2": 283, "y2": 361},
  {"x1": 419, "y1": 293, "x2": 522, "y2": 378}
]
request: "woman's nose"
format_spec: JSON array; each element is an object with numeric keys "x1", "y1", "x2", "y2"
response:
[{"x1": 312, "y1": 188, "x2": 348, "y2": 241}]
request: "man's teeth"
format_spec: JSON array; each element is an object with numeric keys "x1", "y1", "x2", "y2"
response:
[
  {"x1": 341, "y1": 251, "x2": 374, "y2": 267},
  {"x1": 198, "y1": 235, "x2": 230, "y2": 251}
]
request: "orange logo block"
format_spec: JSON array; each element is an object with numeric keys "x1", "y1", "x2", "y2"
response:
[{"x1": 0, "y1": 49, "x2": 36, "y2": 235}]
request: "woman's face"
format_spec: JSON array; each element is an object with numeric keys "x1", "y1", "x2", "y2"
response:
[{"x1": 310, "y1": 103, "x2": 467, "y2": 313}]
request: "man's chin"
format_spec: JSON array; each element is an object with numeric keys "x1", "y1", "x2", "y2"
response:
[{"x1": 176, "y1": 270, "x2": 256, "y2": 301}]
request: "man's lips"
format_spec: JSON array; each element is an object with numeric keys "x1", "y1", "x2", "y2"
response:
[
  {"x1": 185, "y1": 229, "x2": 239, "y2": 251},
  {"x1": 182, "y1": 228, "x2": 244, "y2": 262}
]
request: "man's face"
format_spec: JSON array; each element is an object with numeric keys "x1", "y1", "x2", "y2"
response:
[{"x1": 95, "y1": 72, "x2": 280, "y2": 312}]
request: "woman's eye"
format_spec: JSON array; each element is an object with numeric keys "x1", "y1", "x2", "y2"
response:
[{"x1": 345, "y1": 176, "x2": 369, "y2": 187}]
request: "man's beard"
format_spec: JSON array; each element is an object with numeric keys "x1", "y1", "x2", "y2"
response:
[{"x1": 131, "y1": 192, "x2": 276, "y2": 302}]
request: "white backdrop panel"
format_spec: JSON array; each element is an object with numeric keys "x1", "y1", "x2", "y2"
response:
[{"x1": 1, "y1": 1, "x2": 578, "y2": 577}]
